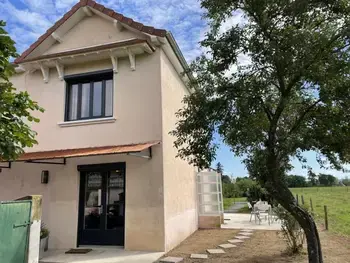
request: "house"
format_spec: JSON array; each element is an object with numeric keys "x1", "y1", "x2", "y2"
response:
[{"x1": 0, "y1": 0, "x2": 198, "y2": 253}]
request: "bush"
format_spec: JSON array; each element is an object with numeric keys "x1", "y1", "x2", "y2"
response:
[
  {"x1": 235, "y1": 178, "x2": 256, "y2": 196},
  {"x1": 246, "y1": 184, "x2": 272, "y2": 204},
  {"x1": 40, "y1": 223, "x2": 49, "y2": 239},
  {"x1": 222, "y1": 183, "x2": 238, "y2": 198},
  {"x1": 274, "y1": 206, "x2": 306, "y2": 254}
]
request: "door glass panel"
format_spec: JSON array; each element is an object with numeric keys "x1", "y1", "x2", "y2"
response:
[
  {"x1": 106, "y1": 170, "x2": 124, "y2": 229},
  {"x1": 84, "y1": 172, "x2": 102, "y2": 230},
  {"x1": 81, "y1": 83, "x2": 91, "y2": 118},
  {"x1": 93, "y1": 81, "x2": 102, "y2": 117}
]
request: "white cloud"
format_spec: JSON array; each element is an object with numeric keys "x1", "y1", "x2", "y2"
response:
[
  {"x1": 20, "y1": 0, "x2": 56, "y2": 14},
  {"x1": 219, "y1": 10, "x2": 246, "y2": 34},
  {"x1": 55, "y1": 0, "x2": 77, "y2": 11}
]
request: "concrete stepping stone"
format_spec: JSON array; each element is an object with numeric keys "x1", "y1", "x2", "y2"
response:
[
  {"x1": 219, "y1": 243, "x2": 237, "y2": 249},
  {"x1": 239, "y1": 232, "x2": 253, "y2": 236},
  {"x1": 207, "y1": 249, "x2": 225, "y2": 254},
  {"x1": 235, "y1": 236, "x2": 250, "y2": 239},
  {"x1": 190, "y1": 254, "x2": 208, "y2": 259},
  {"x1": 240, "y1": 229, "x2": 254, "y2": 232},
  {"x1": 160, "y1": 257, "x2": 184, "y2": 263},
  {"x1": 228, "y1": 239, "x2": 244, "y2": 244}
]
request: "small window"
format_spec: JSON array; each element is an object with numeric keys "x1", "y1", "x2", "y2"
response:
[{"x1": 65, "y1": 70, "x2": 113, "y2": 121}]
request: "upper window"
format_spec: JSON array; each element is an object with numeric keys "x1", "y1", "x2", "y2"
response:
[{"x1": 65, "y1": 70, "x2": 113, "y2": 121}]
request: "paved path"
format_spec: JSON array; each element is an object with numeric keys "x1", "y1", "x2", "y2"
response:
[
  {"x1": 225, "y1": 201, "x2": 246, "y2": 213},
  {"x1": 222, "y1": 213, "x2": 282, "y2": 230}
]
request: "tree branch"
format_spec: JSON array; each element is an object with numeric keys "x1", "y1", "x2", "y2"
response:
[
  {"x1": 286, "y1": 29, "x2": 346, "y2": 92},
  {"x1": 288, "y1": 99, "x2": 322, "y2": 135},
  {"x1": 259, "y1": 97, "x2": 272, "y2": 121}
]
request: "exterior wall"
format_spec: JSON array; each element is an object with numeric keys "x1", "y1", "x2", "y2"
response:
[
  {"x1": 11, "y1": 50, "x2": 162, "y2": 152},
  {"x1": 160, "y1": 50, "x2": 198, "y2": 252},
  {"x1": 0, "y1": 145, "x2": 164, "y2": 251},
  {"x1": 44, "y1": 15, "x2": 144, "y2": 55}
]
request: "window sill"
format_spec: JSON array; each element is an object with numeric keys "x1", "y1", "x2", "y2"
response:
[{"x1": 58, "y1": 117, "x2": 116, "y2": 127}]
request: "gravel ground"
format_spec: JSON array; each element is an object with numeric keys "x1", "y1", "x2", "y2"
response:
[{"x1": 161, "y1": 228, "x2": 350, "y2": 263}]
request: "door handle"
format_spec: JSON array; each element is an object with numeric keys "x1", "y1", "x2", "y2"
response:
[{"x1": 13, "y1": 221, "x2": 32, "y2": 228}]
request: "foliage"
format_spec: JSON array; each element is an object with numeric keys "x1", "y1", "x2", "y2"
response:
[
  {"x1": 216, "y1": 162, "x2": 224, "y2": 175},
  {"x1": 221, "y1": 174, "x2": 232, "y2": 184},
  {"x1": 222, "y1": 182, "x2": 238, "y2": 198},
  {"x1": 342, "y1": 177, "x2": 350, "y2": 186},
  {"x1": 0, "y1": 20, "x2": 44, "y2": 160},
  {"x1": 40, "y1": 223, "x2": 49, "y2": 239},
  {"x1": 171, "y1": 1, "x2": 350, "y2": 261},
  {"x1": 235, "y1": 178, "x2": 256, "y2": 196},
  {"x1": 274, "y1": 205, "x2": 306, "y2": 254},
  {"x1": 308, "y1": 170, "x2": 319, "y2": 186},
  {"x1": 236, "y1": 177, "x2": 249, "y2": 182},
  {"x1": 246, "y1": 183, "x2": 272, "y2": 204},
  {"x1": 223, "y1": 197, "x2": 235, "y2": 209},
  {"x1": 291, "y1": 187, "x2": 350, "y2": 236},
  {"x1": 287, "y1": 175, "x2": 308, "y2": 188},
  {"x1": 318, "y1": 174, "x2": 337, "y2": 186}
]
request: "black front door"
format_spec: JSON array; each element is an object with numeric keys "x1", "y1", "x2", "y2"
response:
[{"x1": 77, "y1": 163, "x2": 125, "y2": 246}]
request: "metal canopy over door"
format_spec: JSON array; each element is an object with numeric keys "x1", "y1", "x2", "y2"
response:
[
  {"x1": 77, "y1": 163, "x2": 125, "y2": 246},
  {"x1": 0, "y1": 200, "x2": 32, "y2": 263}
]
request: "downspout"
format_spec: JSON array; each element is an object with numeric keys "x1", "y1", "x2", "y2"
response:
[{"x1": 165, "y1": 32, "x2": 195, "y2": 87}]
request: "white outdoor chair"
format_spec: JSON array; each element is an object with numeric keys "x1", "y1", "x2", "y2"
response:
[
  {"x1": 247, "y1": 202, "x2": 259, "y2": 223},
  {"x1": 254, "y1": 203, "x2": 271, "y2": 225}
]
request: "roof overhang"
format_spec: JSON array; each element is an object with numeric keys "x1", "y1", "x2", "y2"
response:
[
  {"x1": 18, "y1": 39, "x2": 154, "y2": 82},
  {"x1": 0, "y1": 141, "x2": 160, "y2": 168}
]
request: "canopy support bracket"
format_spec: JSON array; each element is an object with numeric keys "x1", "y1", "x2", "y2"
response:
[{"x1": 127, "y1": 147, "x2": 152, "y2": 159}]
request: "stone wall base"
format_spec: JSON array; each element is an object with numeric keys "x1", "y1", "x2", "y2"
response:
[{"x1": 198, "y1": 214, "x2": 223, "y2": 229}]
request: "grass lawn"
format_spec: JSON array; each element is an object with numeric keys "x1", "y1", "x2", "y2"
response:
[
  {"x1": 291, "y1": 187, "x2": 350, "y2": 236},
  {"x1": 223, "y1": 197, "x2": 247, "y2": 210}
]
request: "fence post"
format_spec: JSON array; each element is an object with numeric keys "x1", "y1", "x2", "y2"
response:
[
  {"x1": 324, "y1": 205, "x2": 328, "y2": 230},
  {"x1": 310, "y1": 198, "x2": 314, "y2": 212},
  {"x1": 301, "y1": 195, "x2": 305, "y2": 205},
  {"x1": 296, "y1": 194, "x2": 299, "y2": 205}
]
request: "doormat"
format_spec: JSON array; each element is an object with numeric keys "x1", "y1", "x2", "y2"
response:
[{"x1": 65, "y1": 248, "x2": 92, "y2": 254}]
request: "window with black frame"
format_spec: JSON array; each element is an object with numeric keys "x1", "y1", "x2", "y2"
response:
[{"x1": 65, "y1": 70, "x2": 113, "y2": 121}]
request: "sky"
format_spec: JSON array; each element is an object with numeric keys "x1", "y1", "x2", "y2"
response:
[{"x1": 1, "y1": 0, "x2": 349, "y2": 179}]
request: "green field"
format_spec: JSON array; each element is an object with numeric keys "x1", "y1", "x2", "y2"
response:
[
  {"x1": 291, "y1": 187, "x2": 350, "y2": 236},
  {"x1": 223, "y1": 197, "x2": 247, "y2": 210}
]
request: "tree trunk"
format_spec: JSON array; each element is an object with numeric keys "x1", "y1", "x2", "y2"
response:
[
  {"x1": 264, "y1": 152, "x2": 323, "y2": 263},
  {"x1": 270, "y1": 183, "x2": 323, "y2": 263}
]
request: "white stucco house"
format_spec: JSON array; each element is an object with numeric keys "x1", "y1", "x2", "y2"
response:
[{"x1": 0, "y1": 0, "x2": 198, "y2": 253}]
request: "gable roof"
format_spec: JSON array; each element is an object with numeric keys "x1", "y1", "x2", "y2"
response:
[{"x1": 14, "y1": 0, "x2": 167, "y2": 64}]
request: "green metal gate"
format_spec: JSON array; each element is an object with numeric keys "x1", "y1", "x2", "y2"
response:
[{"x1": 0, "y1": 200, "x2": 32, "y2": 263}]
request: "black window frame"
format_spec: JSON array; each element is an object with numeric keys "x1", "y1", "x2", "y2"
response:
[{"x1": 64, "y1": 70, "x2": 114, "y2": 122}]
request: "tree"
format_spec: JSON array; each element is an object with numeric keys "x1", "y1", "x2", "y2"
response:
[
  {"x1": 0, "y1": 21, "x2": 44, "y2": 160},
  {"x1": 318, "y1": 173, "x2": 337, "y2": 186},
  {"x1": 286, "y1": 175, "x2": 307, "y2": 188},
  {"x1": 221, "y1": 175, "x2": 232, "y2": 184},
  {"x1": 308, "y1": 170, "x2": 319, "y2": 186},
  {"x1": 171, "y1": 1, "x2": 350, "y2": 262},
  {"x1": 216, "y1": 162, "x2": 224, "y2": 175},
  {"x1": 342, "y1": 177, "x2": 350, "y2": 186}
]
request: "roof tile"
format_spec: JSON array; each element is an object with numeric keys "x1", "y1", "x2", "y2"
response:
[
  {"x1": 94, "y1": 2, "x2": 104, "y2": 12},
  {"x1": 87, "y1": 0, "x2": 96, "y2": 7},
  {"x1": 103, "y1": 8, "x2": 114, "y2": 16}
]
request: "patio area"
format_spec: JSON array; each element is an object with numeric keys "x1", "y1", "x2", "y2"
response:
[
  {"x1": 222, "y1": 213, "x2": 282, "y2": 230},
  {"x1": 39, "y1": 247, "x2": 164, "y2": 263}
]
